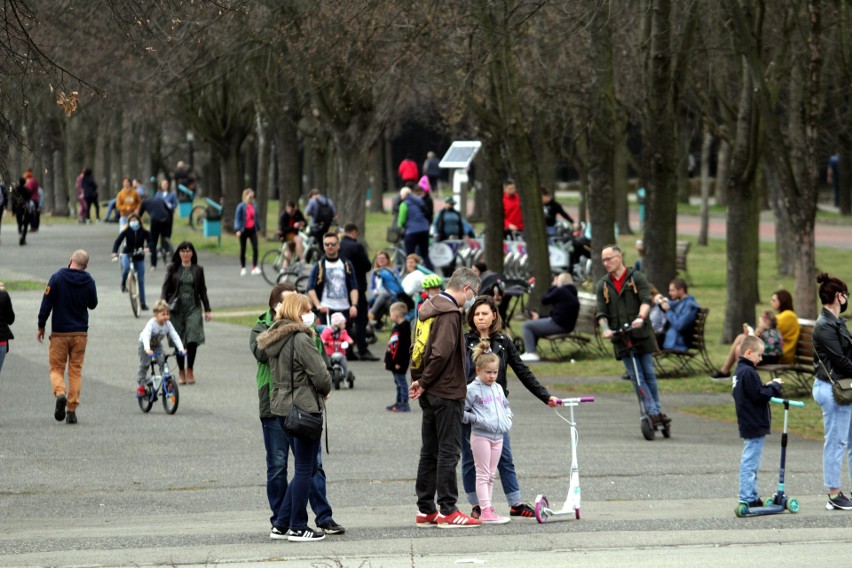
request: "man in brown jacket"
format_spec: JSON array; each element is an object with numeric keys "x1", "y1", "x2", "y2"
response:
[{"x1": 409, "y1": 267, "x2": 481, "y2": 528}]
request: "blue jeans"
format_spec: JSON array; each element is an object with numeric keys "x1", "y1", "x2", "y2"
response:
[
  {"x1": 738, "y1": 436, "x2": 766, "y2": 502},
  {"x1": 813, "y1": 379, "x2": 852, "y2": 489},
  {"x1": 0, "y1": 343, "x2": 7, "y2": 376},
  {"x1": 622, "y1": 351, "x2": 661, "y2": 415},
  {"x1": 393, "y1": 372, "x2": 408, "y2": 406},
  {"x1": 522, "y1": 317, "x2": 569, "y2": 354},
  {"x1": 262, "y1": 417, "x2": 333, "y2": 529},
  {"x1": 261, "y1": 417, "x2": 289, "y2": 528},
  {"x1": 461, "y1": 423, "x2": 521, "y2": 507},
  {"x1": 105, "y1": 198, "x2": 117, "y2": 222},
  {"x1": 121, "y1": 256, "x2": 146, "y2": 306},
  {"x1": 277, "y1": 417, "x2": 321, "y2": 531}
]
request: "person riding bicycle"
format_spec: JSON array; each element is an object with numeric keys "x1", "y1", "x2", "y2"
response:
[
  {"x1": 305, "y1": 189, "x2": 337, "y2": 243},
  {"x1": 277, "y1": 200, "x2": 307, "y2": 264},
  {"x1": 136, "y1": 299, "x2": 186, "y2": 398},
  {"x1": 112, "y1": 212, "x2": 153, "y2": 310}
]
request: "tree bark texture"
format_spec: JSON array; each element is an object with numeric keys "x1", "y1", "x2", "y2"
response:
[{"x1": 698, "y1": 125, "x2": 712, "y2": 246}]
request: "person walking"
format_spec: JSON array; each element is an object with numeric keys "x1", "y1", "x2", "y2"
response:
[
  {"x1": 234, "y1": 188, "x2": 262, "y2": 276},
  {"x1": 116, "y1": 177, "x2": 141, "y2": 232},
  {"x1": 306, "y1": 232, "x2": 359, "y2": 336},
  {"x1": 11, "y1": 178, "x2": 31, "y2": 246},
  {"x1": 339, "y1": 223, "x2": 379, "y2": 361},
  {"x1": 160, "y1": 241, "x2": 211, "y2": 385},
  {"x1": 812, "y1": 272, "x2": 852, "y2": 510},
  {"x1": 409, "y1": 267, "x2": 482, "y2": 528},
  {"x1": 139, "y1": 189, "x2": 172, "y2": 271},
  {"x1": 37, "y1": 250, "x2": 98, "y2": 425},
  {"x1": 81, "y1": 168, "x2": 99, "y2": 222},
  {"x1": 0, "y1": 281, "x2": 15, "y2": 378},
  {"x1": 397, "y1": 186, "x2": 433, "y2": 270},
  {"x1": 257, "y1": 293, "x2": 332, "y2": 542}
]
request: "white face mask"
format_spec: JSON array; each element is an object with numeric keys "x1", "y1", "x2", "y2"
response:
[
  {"x1": 463, "y1": 288, "x2": 475, "y2": 311},
  {"x1": 129, "y1": 221, "x2": 140, "y2": 230},
  {"x1": 301, "y1": 313, "x2": 316, "y2": 326}
]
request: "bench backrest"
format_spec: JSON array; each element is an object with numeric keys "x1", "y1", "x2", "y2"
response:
[
  {"x1": 575, "y1": 291, "x2": 598, "y2": 336},
  {"x1": 794, "y1": 319, "x2": 815, "y2": 366},
  {"x1": 687, "y1": 306, "x2": 709, "y2": 350},
  {"x1": 676, "y1": 241, "x2": 690, "y2": 271}
]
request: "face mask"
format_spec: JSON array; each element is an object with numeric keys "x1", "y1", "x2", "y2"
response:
[
  {"x1": 273, "y1": 303, "x2": 281, "y2": 313},
  {"x1": 841, "y1": 300, "x2": 848, "y2": 314},
  {"x1": 129, "y1": 221, "x2": 140, "y2": 230},
  {"x1": 463, "y1": 289, "x2": 475, "y2": 311},
  {"x1": 301, "y1": 313, "x2": 316, "y2": 326}
]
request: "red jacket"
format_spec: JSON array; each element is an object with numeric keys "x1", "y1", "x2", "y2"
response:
[
  {"x1": 25, "y1": 177, "x2": 40, "y2": 202},
  {"x1": 503, "y1": 192, "x2": 523, "y2": 231},
  {"x1": 398, "y1": 159, "x2": 419, "y2": 182}
]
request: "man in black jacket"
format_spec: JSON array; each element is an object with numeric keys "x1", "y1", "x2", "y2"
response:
[
  {"x1": 37, "y1": 250, "x2": 98, "y2": 424},
  {"x1": 339, "y1": 223, "x2": 379, "y2": 361}
]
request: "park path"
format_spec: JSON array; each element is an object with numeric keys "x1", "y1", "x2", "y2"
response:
[{"x1": 1, "y1": 218, "x2": 852, "y2": 567}]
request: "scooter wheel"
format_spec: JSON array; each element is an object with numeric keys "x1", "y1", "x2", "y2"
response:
[
  {"x1": 787, "y1": 498, "x2": 800, "y2": 513},
  {"x1": 735, "y1": 503, "x2": 748, "y2": 517},
  {"x1": 534, "y1": 495, "x2": 550, "y2": 524},
  {"x1": 575, "y1": 508, "x2": 580, "y2": 520},
  {"x1": 641, "y1": 417, "x2": 655, "y2": 440}
]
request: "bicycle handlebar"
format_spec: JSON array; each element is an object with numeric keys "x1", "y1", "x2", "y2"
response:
[
  {"x1": 555, "y1": 396, "x2": 595, "y2": 405},
  {"x1": 770, "y1": 397, "x2": 804, "y2": 407}
]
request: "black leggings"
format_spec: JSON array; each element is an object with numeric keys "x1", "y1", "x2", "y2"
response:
[
  {"x1": 85, "y1": 197, "x2": 100, "y2": 221},
  {"x1": 239, "y1": 227, "x2": 259, "y2": 268},
  {"x1": 176, "y1": 343, "x2": 198, "y2": 371}
]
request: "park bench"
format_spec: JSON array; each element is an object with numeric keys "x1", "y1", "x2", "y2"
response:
[
  {"x1": 541, "y1": 291, "x2": 607, "y2": 359},
  {"x1": 756, "y1": 319, "x2": 816, "y2": 395},
  {"x1": 676, "y1": 240, "x2": 691, "y2": 282},
  {"x1": 654, "y1": 306, "x2": 716, "y2": 377}
]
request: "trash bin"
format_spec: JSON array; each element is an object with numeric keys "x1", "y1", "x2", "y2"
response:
[
  {"x1": 202, "y1": 198, "x2": 223, "y2": 240},
  {"x1": 177, "y1": 184, "x2": 195, "y2": 218}
]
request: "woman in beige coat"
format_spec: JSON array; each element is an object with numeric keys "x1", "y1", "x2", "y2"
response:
[{"x1": 257, "y1": 293, "x2": 331, "y2": 541}]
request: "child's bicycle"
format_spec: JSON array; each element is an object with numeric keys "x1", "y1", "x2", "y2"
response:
[
  {"x1": 137, "y1": 351, "x2": 182, "y2": 414},
  {"x1": 534, "y1": 396, "x2": 595, "y2": 522}
]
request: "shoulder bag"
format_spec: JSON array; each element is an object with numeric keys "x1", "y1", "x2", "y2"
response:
[
  {"x1": 815, "y1": 350, "x2": 852, "y2": 405},
  {"x1": 283, "y1": 338, "x2": 325, "y2": 441}
]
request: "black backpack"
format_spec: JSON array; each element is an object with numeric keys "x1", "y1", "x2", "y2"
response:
[{"x1": 315, "y1": 197, "x2": 334, "y2": 230}]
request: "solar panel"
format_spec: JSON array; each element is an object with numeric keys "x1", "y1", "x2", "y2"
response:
[{"x1": 439, "y1": 141, "x2": 482, "y2": 169}]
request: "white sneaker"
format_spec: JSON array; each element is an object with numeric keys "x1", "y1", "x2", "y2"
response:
[
  {"x1": 519, "y1": 353, "x2": 540, "y2": 362},
  {"x1": 240, "y1": 268, "x2": 247, "y2": 276},
  {"x1": 251, "y1": 266, "x2": 262, "y2": 275}
]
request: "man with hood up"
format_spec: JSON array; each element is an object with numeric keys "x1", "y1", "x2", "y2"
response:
[{"x1": 37, "y1": 250, "x2": 99, "y2": 425}]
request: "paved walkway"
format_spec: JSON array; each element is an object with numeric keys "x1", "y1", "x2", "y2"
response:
[{"x1": 1, "y1": 220, "x2": 852, "y2": 567}]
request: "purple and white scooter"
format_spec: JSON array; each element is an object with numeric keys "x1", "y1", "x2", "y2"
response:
[{"x1": 534, "y1": 396, "x2": 595, "y2": 522}]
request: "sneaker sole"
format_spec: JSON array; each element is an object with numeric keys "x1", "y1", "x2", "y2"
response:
[
  {"x1": 826, "y1": 501, "x2": 852, "y2": 510},
  {"x1": 287, "y1": 535, "x2": 326, "y2": 542},
  {"x1": 270, "y1": 533, "x2": 288, "y2": 540},
  {"x1": 436, "y1": 522, "x2": 481, "y2": 528},
  {"x1": 481, "y1": 518, "x2": 511, "y2": 524},
  {"x1": 54, "y1": 396, "x2": 67, "y2": 421},
  {"x1": 320, "y1": 528, "x2": 345, "y2": 535}
]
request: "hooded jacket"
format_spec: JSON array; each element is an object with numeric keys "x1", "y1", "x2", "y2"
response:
[
  {"x1": 662, "y1": 294, "x2": 700, "y2": 352},
  {"x1": 463, "y1": 378, "x2": 513, "y2": 441},
  {"x1": 37, "y1": 268, "x2": 98, "y2": 333},
  {"x1": 411, "y1": 292, "x2": 467, "y2": 400},
  {"x1": 250, "y1": 309, "x2": 276, "y2": 419},
  {"x1": 732, "y1": 357, "x2": 781, "y2": 438},
  {"x1": 257, "y1": 319, "x2": 331, "y2": 417}
]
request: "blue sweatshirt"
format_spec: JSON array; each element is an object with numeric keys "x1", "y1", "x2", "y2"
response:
[
  {"x1": 463, "y1": 378, "x2": 513, "y2": 441},
  {"x1": 37, "y1": 268, "x2": 98, "y2": 333}
]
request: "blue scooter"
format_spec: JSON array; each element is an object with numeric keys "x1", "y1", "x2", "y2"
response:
[{"x1": 735, "y1": 397, "x2": 804, "y2": 517}]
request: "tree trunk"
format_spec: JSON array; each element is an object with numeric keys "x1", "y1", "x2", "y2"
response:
[
  {"x1": 723, "y1": 61, "x2": 761, "y2": 343},
  {"x1": 642, "y1": 0, "x2": 678, "y2": 289},
  {"x1": 369, "y1": 139, "x2": 384, "y2": 212},
  {"x1": 715, "y1": 137, "x2": 731, "y2": 206},
  {"x1": 276, "y1": 117, "x2": 300, "y2": 207},
  {"x1": 613, "y1": 124, "x2": 632, "y2": 236},
  {"x1": 768, "y1": 156, "x2": 795, "y2": 275},
  {"x1": 255, "y1": 114, "x2": 269, "y2": 238},
  {"x1": 698, "y1": 125, "x2": 712, "y2": 246},
  {"x1": 481, "y1": 143, "x2": 504, "y2": 273}
]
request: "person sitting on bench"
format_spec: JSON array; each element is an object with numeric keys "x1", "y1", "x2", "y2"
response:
[
  {"x1": 519, "y1": 273, "x2": 580, "y2": 362},
  {"x1": 657, "y1": 277, "x2": 699, "y2": 352}
]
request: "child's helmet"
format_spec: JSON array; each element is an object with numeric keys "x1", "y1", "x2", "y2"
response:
[{"x1": 423, "y1": 274, "x2": 443, "y2": 290}]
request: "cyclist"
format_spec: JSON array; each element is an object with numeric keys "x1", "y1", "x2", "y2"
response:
[
  {"x1": 112, "y1": 213, "x2": 153, "y2": 310},
  {"x1": 277, "y1": 200, "x2": 307, "y2": 265},
  {"x1": 305, "y1": 189, "x2": 337, "y2": 243},
  {"x1": 136, "y1": 299, "x2": 186, "y2": 398}
]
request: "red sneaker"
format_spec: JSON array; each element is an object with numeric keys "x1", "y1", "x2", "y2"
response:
[
  {"x1": 415, "y1": 511, "x2": 440, "y2": 528},
  {"x1": 436, "y1": 510, "x2": 481, "y2": 528},
  {"x1": 509, "y1": 503, "x2": 536, "y2": 518}
]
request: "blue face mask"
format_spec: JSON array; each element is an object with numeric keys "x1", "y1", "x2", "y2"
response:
[{"x1": 129, "y1": 221, "x2": 140, "y2": 230}]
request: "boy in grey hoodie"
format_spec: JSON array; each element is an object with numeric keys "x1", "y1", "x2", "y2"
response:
[{"x1": 463, "y1": 343, "x2": 513, "y2": 524}]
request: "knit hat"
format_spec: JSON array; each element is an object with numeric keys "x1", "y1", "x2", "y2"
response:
[
  {"x1": 418, "y1": 175, "x2": 431, "y2": 193},
  {"x1": 330, "y1": 312, "x2": 347, "y2": 327}
]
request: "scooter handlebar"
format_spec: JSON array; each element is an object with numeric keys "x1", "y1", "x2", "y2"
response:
[
  {"x1": 555, "y1": 396, "x2": 595, "y2": 405},
  {"x1": 769, "y1": 397, "x2": 804, "y2": 407}
]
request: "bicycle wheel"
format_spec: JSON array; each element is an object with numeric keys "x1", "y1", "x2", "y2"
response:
[
  {"x1": 127, "y1": 270, "x2": 141, "y2": 318},
  {"x1": 261, "y1": 249, "x2": 286, "y2": 286},
  {"x1": 161, "y1": 376, "x2": 180, "y2": 414},
  {"x1": 138, "y1": 381, "x2": 154, "y2": 413},
  {"x1": 189, "y1": 205, "x2": 207, "y2": 231},
  {"x1": 159, "y1": 237, "x2": 174, "y2": 265}
]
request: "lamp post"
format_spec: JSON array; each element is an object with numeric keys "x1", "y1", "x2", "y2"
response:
[{"x1": 186, "y1": 131, "x2": 195, "y2": 171}]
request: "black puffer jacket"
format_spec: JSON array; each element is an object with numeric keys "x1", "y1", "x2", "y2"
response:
[
  {"x1": 464, "y1": 331, "x2": 550, "y2": 403},
  {"x1": 813, "y1": 307, "x2": 852, "y2": 382}
]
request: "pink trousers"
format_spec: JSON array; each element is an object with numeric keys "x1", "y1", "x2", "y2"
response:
[{"x1": 470, "y1": 433, "x2": 503, "y2": 509}]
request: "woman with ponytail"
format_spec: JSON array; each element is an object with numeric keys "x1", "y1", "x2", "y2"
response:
[{"x1": 461, "y1": 296, "x2": 559, "y2": 519}]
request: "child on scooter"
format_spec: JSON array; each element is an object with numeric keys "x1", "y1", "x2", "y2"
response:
[
  {"x1": 320, "y1": 312, "x2": 354, "y2": 383},
  {"x1": 733, "y1": 335, "x2": 783, "y2": 508},
  {"x1": 384, "y1": 302, "x2": 412, "y2": 412},
  {"x1": 137, "y1": 300, "x2": 186, "y2": 395},
  {"x1": 463, "y1": 342, "x2": 513, "y2": 524}
]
